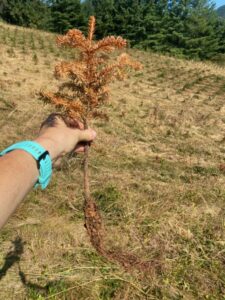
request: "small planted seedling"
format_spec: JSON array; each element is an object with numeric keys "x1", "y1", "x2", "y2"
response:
[
  {"x1": 7, "y1": 47, "x2": 16, "y2": 58},
  {"x1": 32, "y1": 53, "x2": 38, "y2": 65},
  {"x1": 42, "y1": 17, "x2": 154, "y2": 272}
]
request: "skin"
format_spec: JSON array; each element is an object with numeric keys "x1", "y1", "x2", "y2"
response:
[{"x1": 0, "y1": 114, "x2": 96, "y2": 229}]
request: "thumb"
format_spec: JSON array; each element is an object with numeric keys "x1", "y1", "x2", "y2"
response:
[{"x1": 77, "y1": 129, "x2": 97, "y2": 142}]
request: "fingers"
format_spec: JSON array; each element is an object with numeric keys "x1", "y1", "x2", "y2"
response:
[
  {"x1": 77, "y1": 129, "x2": 97, "y2": 143},
  {"x1": 40, "y1": 114, "x2": 82, "y2": 130},
  {"x1": 40, "y1": 114, "x2": 97, "y2": 157},
  {"x1": 40, "y1": 113, "x2": 64, "y2": 130},
  {"x1": 75, "y1": 144, "x2": 85, "y2": 153},
  {"x1": 53, "y1": 157, "x2": 63, "y2": 167}
]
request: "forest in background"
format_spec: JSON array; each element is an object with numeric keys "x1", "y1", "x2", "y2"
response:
[
  {"x1": 217, "y1": 4, "x2": 225, "y2": 18},
  {"x1": 0, "y1": 0, "x2": 225, "y2": 61}
]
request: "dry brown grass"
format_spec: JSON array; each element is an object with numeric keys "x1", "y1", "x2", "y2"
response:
[{"x1": 0, "y1": 22, "x2": 225, "y2": 299}]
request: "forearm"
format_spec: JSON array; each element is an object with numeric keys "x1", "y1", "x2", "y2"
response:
[
  {"x1": 0, "y1": 114, "x2": 96, "y2": 230},
  {"x1": 0, "y1": 137, "x2": 57, "y2": 229},
  {"x1": 0, "y1": 150, "x2": 39, "y2": 228}
]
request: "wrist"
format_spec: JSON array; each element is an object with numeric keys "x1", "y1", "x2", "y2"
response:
[
  {"x1": 0, "y1": 141, "x2": 53, "y2": 190},
  {"x1": 34, "y1": 136, "x2": 62, "y2": 161}
]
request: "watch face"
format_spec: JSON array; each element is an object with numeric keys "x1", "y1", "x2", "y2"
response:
[{"x1": 37, "y1": 150, "x2": 50, "y2": 169}]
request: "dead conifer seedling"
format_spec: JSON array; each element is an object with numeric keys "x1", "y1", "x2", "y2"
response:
[{"x1": 42, "y1": 17, "x2": 156, "y2": 273}]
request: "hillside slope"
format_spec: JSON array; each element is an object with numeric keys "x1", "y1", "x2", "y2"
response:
[
  {"x1": 217, "y1": 5, "x2": 225, "y2": 18},
  {"x1": 1, "y1": 23, "x2": 225, "y2": 299}
]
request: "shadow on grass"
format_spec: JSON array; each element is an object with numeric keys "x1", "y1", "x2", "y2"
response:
[
  {"x1": 0, "y1": 236, "x2": 24, "y2": 280},
  {"x1": 0, "y1": 237, "x2": 64, "y2": 297},
  {"x1": 18, "y1": 267, "x2": 64, "y2": 297}
]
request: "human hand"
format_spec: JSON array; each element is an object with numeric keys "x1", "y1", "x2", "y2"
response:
[{"x1": 35, "y1": 113, "x2": 96, "y2": 164}]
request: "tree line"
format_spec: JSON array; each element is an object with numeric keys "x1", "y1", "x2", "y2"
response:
[
  {"x1": 217, "y1": 5, "x2": 225, "y2": 18},
  {"x1": 0, "y1": 0, "x2": 225, "y2": 61}
]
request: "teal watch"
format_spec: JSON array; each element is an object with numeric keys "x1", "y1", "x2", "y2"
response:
[{"x1": 0, "y1": 141, "x2": 52, "y2": 190}]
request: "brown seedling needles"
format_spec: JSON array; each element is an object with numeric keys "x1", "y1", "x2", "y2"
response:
[{"x1": 42, "y1": 17, "x2": 157, "y2": 272}]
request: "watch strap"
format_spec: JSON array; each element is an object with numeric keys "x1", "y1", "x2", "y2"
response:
[{"x1": 0, "y1": 141, "x2": 52, "y2": 189}]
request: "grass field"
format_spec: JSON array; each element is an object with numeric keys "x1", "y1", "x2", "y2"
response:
[{"x1": 1, "y1": 22, "x2": 225, "y2": 299}]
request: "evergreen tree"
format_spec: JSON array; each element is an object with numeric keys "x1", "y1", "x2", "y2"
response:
[
  {"x1": 217, "y1": 5, "x2": 225, "y2": 18},
  {"x1": 216, "y1": 18, "x2": 225, "y2": 54},
  {"x1": 182, "y1": 0, "x2": 219, "y2": 59},
  {"x1": 81, "y1": 0, "x2": 94, "y2": 20},
  {"x1": 141, "y1": 0, "x2": 220, "y2": 59},
  {"x1": 0, "y1": 0, "x2": 51, "y2": 30},
  {"x1": 140, "y1": 0, "x2": 170, "y2": 51},
  {"x1": 113, "y1": 0, "x2": 146, "y2": 46},
  {"x1": 88, "y1": 0, "x2": 115, "y2": 37},
  {"x1": 50, "y1": 0, "x2": 85, "y2": 33},
  {"x1": 0, "y1": 0, "x2": 8, "y2": 17}
]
